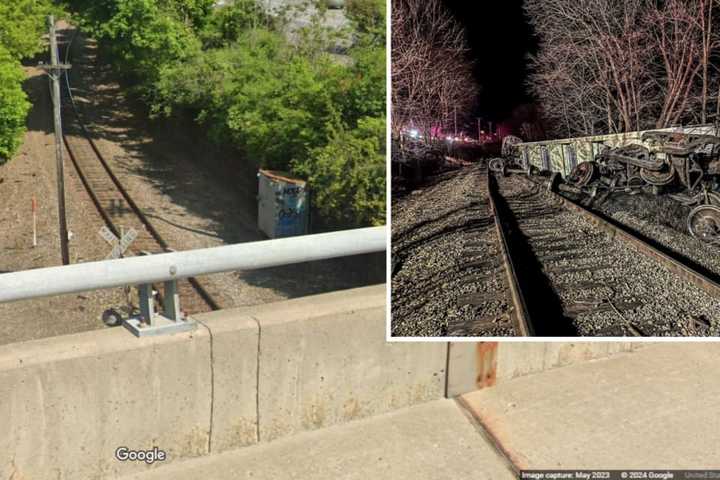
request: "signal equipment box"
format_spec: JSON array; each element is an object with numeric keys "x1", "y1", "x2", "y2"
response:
[{"x1": 257, "y1": 169, "x2": 310, "y2": 238}]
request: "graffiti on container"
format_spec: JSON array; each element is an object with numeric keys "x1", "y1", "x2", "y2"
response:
[
  {"x1": 282, "y1": 186, "x2": 302, "y2": 196},
  {"x1": 277, "y1": 207, "x2": 301, "y2": 236},
  {"x1": 272, "y1": 183, "x2": 306, "y2": 236},
  {"x1": 278, "y1": 207, "x2": 301, "y2": 220}
]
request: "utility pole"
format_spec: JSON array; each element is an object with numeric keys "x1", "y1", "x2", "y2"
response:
[
  {"x1": 477, "y1": 118, "x2": 482, "y2": 141},
  {"x1": 454, "y1": 106, "x2": 457, "y2": 137},
  {"x1": 40, "y1": 16, "x2": 71, "y2": 265}
]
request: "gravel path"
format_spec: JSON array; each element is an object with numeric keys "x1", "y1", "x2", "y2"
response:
[
  {"x1": 391, "y1": 165, "x2": 512, "y2": 337},
  {"x1": 497, "y1": 175, "x2": 720, "y2": 337}
]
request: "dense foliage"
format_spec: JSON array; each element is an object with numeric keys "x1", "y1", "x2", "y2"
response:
[
  {"x1": 68, "y1": 0, "x2": 386, "y2": 227},
  {"x1": 0, "y1": 0, "x2": 58, "y2": 162},
  {"x1": 0, "y1": 46, "x2": 30, "y2": 161},
  {"x1": 300, "y1": 116, "x2": 385, "y2": 226}
]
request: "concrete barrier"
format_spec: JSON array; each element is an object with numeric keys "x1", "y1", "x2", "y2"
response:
[
  {"x1": 243, "y1": 285, "x2": 447, "y2": 442},
  {"x1": 0, "y1": 327, "x2": 213, "y2": 479},
  {"x1": 189, "y1": 310, "x2": 259, "y2": 453},
  {"x1": 0, "y1": 284, "x2": 450, "y2": 479},
  {"x1": 446, "y1": 341, "x2": 648, "y2": 397},
  {"x1": 0, "y1": 281, "x2": 656, "y2": 478}
]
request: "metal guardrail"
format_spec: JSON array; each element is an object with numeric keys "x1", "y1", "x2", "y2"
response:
[{"x1": 0, "y1": 227, "x2": 386, "y2": 336}]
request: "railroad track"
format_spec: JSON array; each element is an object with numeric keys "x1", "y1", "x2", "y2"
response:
[
  {"x1": 447, "y1": 165, "x2": 521, "y2": 336},
  {"x1": 391, "y1": 165, "x2": 516, "y2": 336},
  {"x1": 59, "y1": 29, "x2": 220, "y2": 316},
  {"x1": 489, "y1": 171, "x2": 720, "y2": 336}
]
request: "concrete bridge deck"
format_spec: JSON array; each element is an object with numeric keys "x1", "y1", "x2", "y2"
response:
[{"x1": 460, "y1": 342, "x2": 720, "y2": 470}]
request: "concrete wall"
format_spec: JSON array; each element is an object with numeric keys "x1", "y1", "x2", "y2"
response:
[
  {"x1": 0, "y1": 284, "x2": 449, "y2": 479},
  {"x1": 446, "y1": 341, "x2": 648, "y2": 397},
  {"x1": 0, "y1": 281, "x2": 655, "y2": 479},
  {"x1": 0, "y1": 326, "x2": 213, "y2": 479},
  {"x1": 244, "y1": 288, "x2": 446, "y2": 442}
]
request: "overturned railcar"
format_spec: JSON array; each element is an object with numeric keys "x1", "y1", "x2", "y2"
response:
[
  {"x1": 514, "y1": 124, "x2": 718, "y2": 178},
  {"x1": 504, "y1": 125, "x2": 720, "y2": 244}
]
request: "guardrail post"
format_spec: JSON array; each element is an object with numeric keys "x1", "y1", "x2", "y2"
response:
[
  {"x1": 163, "y1": 279, "x2": 180, "y2": 321},
  {"x1": 138, "y1": 283, "x2": 155, "y2": 325},
  {"x1": 123, "y1": 280, "x2": 194, "y2": 337}
]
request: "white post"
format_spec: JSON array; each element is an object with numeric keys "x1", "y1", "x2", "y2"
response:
[{"x1": 32, "y1": 195, "x2": 37, "y2": 247}]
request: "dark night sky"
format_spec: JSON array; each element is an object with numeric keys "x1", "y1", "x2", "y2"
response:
[{"x1": 442, "y1": 0, "x2": 538, "y2": 126}]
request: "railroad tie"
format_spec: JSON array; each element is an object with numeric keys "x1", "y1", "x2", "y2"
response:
[
  {"x1": 459, "y1": 273, "x2": 502, "y2": 285},
  {"x1": 457, "y1": 291, "x2": 504, "y2": 306},
  {"x1": 564, "y1": 299, "x2": 642, "y2": 318}
]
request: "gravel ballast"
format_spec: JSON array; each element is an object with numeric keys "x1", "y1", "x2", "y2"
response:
[
  {"x1": 497, "y1": 175, "x2": 720, "y2": 337},
  {"x1": 392, "y1": 165, "x2": 512, "y2": 337},
  {"x1": 391, "y1": 166, "x2": 720, "y2": 338}
]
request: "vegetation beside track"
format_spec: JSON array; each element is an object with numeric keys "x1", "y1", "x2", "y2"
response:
[
  {"x1": 64, "y1": 0, "x2": 386, "y2": 228},
  {"x1": 0, "y1": 1, "x2": 61, "y2": 162}
]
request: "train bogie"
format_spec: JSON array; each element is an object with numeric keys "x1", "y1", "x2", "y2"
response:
[{"x1": 510, "y1": 125, "x2": 720, "y2": 244}]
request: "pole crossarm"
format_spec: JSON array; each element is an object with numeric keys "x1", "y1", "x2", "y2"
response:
[
  {"x1": 0, "y1": 226, "x2": 387, "y2": 304},
  {"x1": 38, "y1": 63, "x2": 72, "y2": 71}
]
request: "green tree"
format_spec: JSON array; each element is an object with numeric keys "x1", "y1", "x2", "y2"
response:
[
  {"x1": 296, "y1": 116, "x2": 386, "y2": 226},
  {"x1": 346, "y1": 0, "x2": 385, "y2": 40},
  {"x1": 68, "y1": 0, "x2": 202, "y2": 94},
  {"x1": 0, "y1": 0, "x2": 57, "y2": 162},
  {"x1": 153, "y1": 28, "x2": 340, "y2": 169},
  {"x1": 0, "y1": 0, "x2": 58, "y2": 59},
  {"x1": 0, "y1": 46, "x2": 30, "y2": 162},
  {"x1": 198, "y1": 0, "x2": 275, "y2": 48},
  {"x1": 163, "y1": 0, "x2": 214, "y2": 30}
]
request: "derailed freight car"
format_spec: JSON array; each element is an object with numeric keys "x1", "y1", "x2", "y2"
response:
[
  {"x1": 498, "y1": 125, "x2": 720, "y2": 244},
  {"x1": 514, "y1": 124, "x2": 718, "y2": 178}
]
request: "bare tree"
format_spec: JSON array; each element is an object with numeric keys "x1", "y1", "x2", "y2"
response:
[
  {"x1": 646, "y1": 0, "x2": 704, "y2": 127},
  {"x1": 526, "y1": 0, "x2": 720, "y2": 137},
  {"x1": 391, "y1": 0, "x2": 476, "y2": 141},
  {"x1": 698, "y1": 0, "x2": 714, "y2": 123}
]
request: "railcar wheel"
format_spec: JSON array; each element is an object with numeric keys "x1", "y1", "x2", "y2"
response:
[
  {"x1": 688, "y1": 205, "x2": 720, "y2": 244},
  {"x1": 640, "y1": 164, "x2": 676, "y2": 186},
  {"x1": 627, "y1": 176, "x2": 645, "y2": 188},
  {"x1": 567, "y1": 161, "x2": 596, "y2": 187},
  {"x1": 706, "y1": 192, "x2": 720, "y2": 206},
  {"x1": 489, "y1": 158, "x2": 505, "y2": 173}
]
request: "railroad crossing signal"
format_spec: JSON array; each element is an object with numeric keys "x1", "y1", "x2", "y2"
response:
[{"x1": 99, "y1": 226, "x2": 137, "y2": 259}]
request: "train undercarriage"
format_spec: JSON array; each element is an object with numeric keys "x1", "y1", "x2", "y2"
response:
[{"x1": 493, "y1": 131, "x2": 720, "y2": 244}]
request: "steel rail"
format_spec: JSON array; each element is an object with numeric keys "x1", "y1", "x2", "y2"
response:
[
  {"x1": 486, "y1": 172, "x2": 534, "y2": 336},
  {"x1": 60, "y1": 28, "x2": 221, "y2": 309},
  {"x1": 530, "y1": 176, "x2": 720, "y2": 300},
  {"x1": 0, "y1": 227, "x2": 386, "y2": 303}
]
